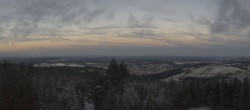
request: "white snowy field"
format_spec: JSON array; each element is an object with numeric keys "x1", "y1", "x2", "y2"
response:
[
  {"x1": 163, "y1": 64, "x2": 250, "y2": 81},
  {"x1": 84, "y1": 103, "x2": 95, "y2": 110},
  {"x1": 34, "y1": 63, "x2": 85, "y2": 67}
]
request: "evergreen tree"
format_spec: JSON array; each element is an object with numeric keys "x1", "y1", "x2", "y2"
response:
[
  {"x1": 118, "y1": 61, "x2": 129, "y2": 90},
  {"x1": 3, "y1": 60, "x2": 7, "y2": 68},
  {"x1": 106, "y1": 59, "x2": 129, "y2": 91},
  {"x1": 20, "y1": 62, "x2": 25, "y2": 69},
  {"x1": 243, "y1": 78, "x2": 250, "y2": 109},
  {"x1": 214, "y1": 80, "x2": 221, "y2": 106},
  {"x1": 106, "y1": 59, "x2": 119, "y2": 88}
]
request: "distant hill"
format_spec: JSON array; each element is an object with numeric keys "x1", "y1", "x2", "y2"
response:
[{"x1": 162, "y1": 64, "x2": 250, "y2": 82}]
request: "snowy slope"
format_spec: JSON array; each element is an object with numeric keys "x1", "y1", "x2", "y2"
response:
[
  {"x1": 163, "y1": 64, "x2": 250, "y2": 81},
  {"x1": 34, "y1": 63, "x2": 85, "y2": 67}
]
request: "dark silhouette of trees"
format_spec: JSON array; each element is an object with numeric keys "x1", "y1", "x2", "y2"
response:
[
  {"x1": 0, "y1": 59, "x2": 250, "y2": 110},
  {"x1": 106, "y1": 59, "x2": 129, "y2": 91},
  {"x1": 3, "y1": 60, "x2": 8, "y2": 68},
  {"x1": 0, "y1": 63, "x2": 36, "y2": 110},
  {"x1": 20, "y1": 62, "x2": 24, "y2": 69},
  {"x1": 91, "y1": 59, "x2": 130, "y2": 110}
]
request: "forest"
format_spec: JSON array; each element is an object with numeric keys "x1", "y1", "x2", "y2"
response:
[{"x1": 0, "y1": 59, "x2": 250, "y2": 110}]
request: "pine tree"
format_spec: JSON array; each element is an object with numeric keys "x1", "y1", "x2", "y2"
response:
[
  {"x1": 106, "y1": 59, "x2": 129, "y2": 91},
  {"x1": 3, "y1": 60, "x2": 7, "y2": 68},
  {"x1": 119, "y1": 61, "x2": 129, "y2": 91},
  {"x1": 106, "y1": 59, "x2": 119, "y2": 89},
  {"x1": 243, "y1": 78, "x2": 250, "y2": 109},
  {"x1": 20, "y1": 62, "x2": 25, "y2": 69}
]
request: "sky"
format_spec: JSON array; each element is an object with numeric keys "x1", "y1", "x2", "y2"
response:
[{"x1": 0, "y1": 0, "x2": 250, "y2": 56}]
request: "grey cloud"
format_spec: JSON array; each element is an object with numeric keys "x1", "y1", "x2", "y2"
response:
[
  {"x1": 184, "y1": 31, "x2": 225, "y2": 44},
  {"x1": 132, "y1": 30, "x2": 163, "y2": 38},
  {"x1": 81, "y1": 16, "x2": 158, "y2": 35},
  {"x1": 187, "y1": 14, "x2": 194, "y2": 21},
  {"x1": 85, "y1": 30, "x2": 107, "y2": 35},
  {"x1": 83, "y1": 8, "x2": 107, "y2": 24},
  {"x1": 12, "y1": 37, "x2": 53, "y2": 42},
  {"x1": 0, "y1": 37, "x2": 6, "y2": 40},
  {"x1": 164, "y1": 18, "x2": 181, "y2": 22},
  {"x1": 210, "y1": 0, "x2": 250, "y2": 33},
  {"x1": 117, "y1": 29, "x2": 164, "y2": 39},
  {"x1": 106, "y1": 12, "x2": 115, "y2": 20},
  {"x1": 12, "y1": 0, "x2": 88, "y2": 23},
  {"x1": 197, "y1": 17, "x2": 212, "y2": 25},
  {"x1": 0, "y1": 0, "x2": 111, "y2": 43},
  {"x1": 127, "y1": 13, "x2": 156, "y2": 29},
  {"x1": 11, "y1": 21, "x2": 38, "y2": 38},
  {"x1": 210, "y1": 22, "x2": 229, "y2": 33},
  {"x1": 0, "y1": 36, "x2": 66, "y2": 46},
  {"x1": 0, "y1": 26, "x2": 3, "y2": 33},
  {"x1": 83, "y1": 25, "x2": 124, "y2": 30}
]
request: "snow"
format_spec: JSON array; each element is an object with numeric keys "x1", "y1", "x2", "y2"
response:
[
  {"x1": 85, "y1": 63, "x2": 100, "y2": 65},
  {"x1": 183, "y1": 65, "x2": 243, "y2": 78},
  {"x1": 34, "y1": 63, "x2": 85, "y2": 67},
  {"x1": 129, "y1": 64, "x2": 172, "y2": 75},
  {"x1": 248, "y1": 65, "x2": 250, "y2": 70},
  {"x1": 174, "y1": 62, "x2": 200, "y2": 65},
  {"x1": 84, "y1": 103, "x2": 95, "y2": 110},
  {"x1": 162, "y1": 64, "x2": 250, "y2": 82},
  {"x1": 67, "y1": 64, "x2": 85, "y2": 67},
  {"x1": 34, "y1": 63, "x2": 66, "y2": 67},
  {"x1": 53, "y1": 63, "x2": 67, "y2": 66},
  {"x1": 188, "y1": 107, "x2": 210, "y2": 110}
]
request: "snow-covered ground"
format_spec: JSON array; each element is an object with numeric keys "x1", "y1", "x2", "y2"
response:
[
  {"x1": 174, "y1": 62, "x2": 200, "y2": 65},
  {"x1": 129, "y1": 64, "x2": 173, "y2": 75},
  {"x1": 34, "y1": 63, "x2": 85, "y2": 67},
  {"x1": 183, "y1": 65, "x2": 243, "y2": 78},
  {"x1": 67, "y1": 64, "x2": 85, "y2": 67},
  {"x1": 163, "y1": 64, "x2": 250, "y2": 82},
  {"x1": 188, "y1": 107, "x2": 210, "y2": 110},
  {"x1": 84, "y1": 103, "x2": 95, "y2": 110}
]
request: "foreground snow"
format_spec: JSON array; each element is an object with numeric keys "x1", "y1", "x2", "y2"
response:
[
  {"x1": 188, "y1": 107, "x2": 210, "y2": 110},
  {"x1": 84, "y1": 103, "x2": 95, "y2": 110}
]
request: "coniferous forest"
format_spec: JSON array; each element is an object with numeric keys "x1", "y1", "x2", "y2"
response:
[
  {"x1": 0, "y1": 59, "x2": 250, "y2": 110},
  {"x1": 1, "y1": 0, "x2": 250, "y2": 110}
]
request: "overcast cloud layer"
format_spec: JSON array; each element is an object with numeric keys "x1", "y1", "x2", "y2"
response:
[{"x1": 0, "y1": 0, "x2": 250, "y2": 56}]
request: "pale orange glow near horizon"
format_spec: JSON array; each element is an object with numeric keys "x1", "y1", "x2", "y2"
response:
[{"x1": 0, "y1": 0, "x2": 250, "y2": 56}]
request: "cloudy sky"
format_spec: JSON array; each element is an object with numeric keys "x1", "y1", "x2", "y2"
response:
[{"x1": 0, "y1": 0, "x2": 250, "y2": 56}]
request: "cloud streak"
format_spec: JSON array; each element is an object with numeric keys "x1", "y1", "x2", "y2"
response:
[
  {"x1": 0, "y1": 0, "x2": 250, "y2": 56},
  {"x1": 210, "y1": 0, "x2": 250, "y2": 34},
  {"x1": 0, "y1": 0, "x2": 111, "y2": 44}
]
